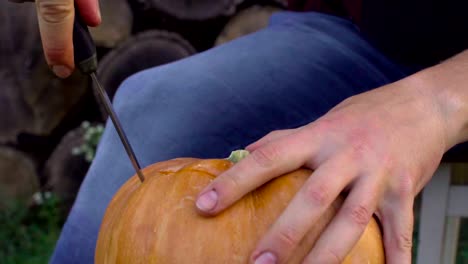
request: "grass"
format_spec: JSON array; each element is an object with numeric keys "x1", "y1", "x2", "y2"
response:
[
  {"x1": 0, "y1": 194, "x2": 64, "y2": 264},
  {"x1": 457, "y1": 218, "x2": 468, "y2": 264}
]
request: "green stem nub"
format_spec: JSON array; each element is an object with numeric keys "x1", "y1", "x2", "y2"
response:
[{"x1": 226, "y1": 150, "x2": 250, "y2": 163}]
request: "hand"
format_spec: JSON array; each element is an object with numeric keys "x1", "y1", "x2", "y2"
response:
[
  {"x1": 195, "y1": 77, "x2": 451, "y2": 264},
  {"x1": 35, "y1": 0, "x2": 101, "y2": 78}
]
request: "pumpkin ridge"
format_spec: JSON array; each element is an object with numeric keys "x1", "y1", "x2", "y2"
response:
[{"x1": 118, "y1": 171, "x2": 176, "y2": 262}]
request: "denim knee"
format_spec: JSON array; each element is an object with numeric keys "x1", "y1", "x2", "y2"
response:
[
  {"x1": 112, "y1": 71, "x2": 146, "y2": 111},
  {"x1": 269, "y1": 11, "x2": 358, "y2": 34}
]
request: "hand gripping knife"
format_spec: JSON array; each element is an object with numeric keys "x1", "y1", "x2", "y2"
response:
[{"x1": 73, "y1": 7, "x2": 146, "y2": 182}]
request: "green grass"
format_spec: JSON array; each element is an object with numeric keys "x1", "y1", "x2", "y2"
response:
[
  {"x1": 457, "y1": 218, "x2": 468, "y2": 264},
  {"x1": 0, "y1": 194, "x2": 64, "y2": 264}
]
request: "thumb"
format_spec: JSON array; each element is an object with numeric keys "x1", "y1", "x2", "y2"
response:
[{"x1": 36, "y1": 0, "x2": 75, "y2": 78}]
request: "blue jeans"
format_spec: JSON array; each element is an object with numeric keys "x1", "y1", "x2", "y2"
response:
[{"x1": 50, "y1": 11, "x2": 407, "y2": 263}]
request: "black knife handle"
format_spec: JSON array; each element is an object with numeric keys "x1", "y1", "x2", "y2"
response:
[{"x1": 73, "y1": 5, "x2": 98, "y2": 74}]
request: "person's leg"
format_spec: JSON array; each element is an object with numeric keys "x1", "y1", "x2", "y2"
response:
[{"x1": 50, "y1": 11, "x2": 406, "y2": 263}]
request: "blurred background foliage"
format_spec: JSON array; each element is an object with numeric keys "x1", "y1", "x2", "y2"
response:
[{"x1": 0, "y1": 193, "x2": 62, "y2": 264}]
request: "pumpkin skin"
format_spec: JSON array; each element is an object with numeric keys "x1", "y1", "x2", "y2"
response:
[{"x1": 95, "y1": 158, "x2": 385, "y2": 264}]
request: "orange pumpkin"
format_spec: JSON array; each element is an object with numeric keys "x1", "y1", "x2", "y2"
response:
[{"x1": 95, "y1": 151, "x2": 384, "y2": 263}]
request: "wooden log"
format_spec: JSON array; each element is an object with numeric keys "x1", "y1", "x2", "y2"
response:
[
  {"x1": 43, "y1": 124, "x2": 93, "y2": 212},
  {"x1": 0, "y1": 146, "x2": 39, "y2": 208},
  {"x1": 134, "y1": 0, "x2": 243, "y2": 20},
  {"x1": 94, "y1": 30, "x2": 196, "y2": 119},
  {"x1": 0, "y1": 2, "x2": 38, "y2": 143},
  {"x1": 89, "y1": 0, "x2": 133, "y2": 48},
  {"x1": 0, "y1": 1, "x2": 89, "y2": 144},
  {"x1": 215, "y1": 5, "x2": 283, "y2": 46}
]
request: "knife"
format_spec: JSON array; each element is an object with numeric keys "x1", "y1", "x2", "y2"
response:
[{"x1": 73, "y1": 6, "x2": 146, "y2": 182}]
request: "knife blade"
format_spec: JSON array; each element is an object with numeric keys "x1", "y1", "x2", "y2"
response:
[{"x1": 73, "y1": 6, "x2": 145, "y2": 182}]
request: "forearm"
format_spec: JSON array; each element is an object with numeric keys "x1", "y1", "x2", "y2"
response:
[{"x1": 407, "y1": 50, "x2": 468, "y2": 149}]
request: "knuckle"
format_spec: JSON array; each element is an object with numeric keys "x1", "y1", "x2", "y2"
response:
[
  {"x1": 37, "y1": 0, "x2": 73, "y2": 24},
  {"x1": 346, "y1": 205, "x2": 371, "y2": 228},
  {"x1": 345, "y1": 126, "x2": 376, "y2": 159},
  {"x1": 319, "y1": 248, "x2": 343, "y2": 264},
  {"x1": 349, "y1": 138, "x2": 370, "y2": 159},
  {"x1": 380, "y1": 154, "x2": 395, "y2": 173},
  {"x1": 276, "y1": 225, "x2": 301, "y2": 249},
  {"x1": 340, "y1": 96, "x2": 355, "y2": 105},
  {"x1": 44, "y1": 47, "x2": 67, "y2": 62},
  {"x1": 222, "y1": 172, "x2": 242, "y2": 191},
  {"x1": 251, "y1": 145, "x2": 281, "y2": 168},
  {"x1": 304, "y1": 184, "x2": 330, "y2": 207},
  {"x1": 393, "y1": 171, "x2": 416, "y2": 198},
  {"x1": 395, "y1": 232, "x2": 413, "y2": 252},
  {"x1": 312, "y1": 118, "x2": 333, "y2": 133}
]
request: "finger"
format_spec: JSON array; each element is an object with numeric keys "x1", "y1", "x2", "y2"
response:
[
  {"x1": 304, "y1": 177, "x2": 382, "y2": 263},
  {"x1": 75, "y1": 0, "x2": 101, "y2": 26},
  {"x1": 381, "y1": 198, "x2": 414, "y2": 264},
  {"x1": 36, "y1": 0, "x2": 75, "y2": 78},
  {"x1": 250, "y1": 154, "x2": 357, "y2": 264},
  {"x1": 246, "y1": 129, "x2": 298, "y2": 152},
  {"x1": 196, "y1": 129, "x2": 318, "y2": 215}
]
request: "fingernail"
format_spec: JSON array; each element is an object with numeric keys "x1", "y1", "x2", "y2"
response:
[
  {"x1": 196, "y1": 190, "x2": 218, "y2": 211},
  {"x1": 52, "y1": 65, "x2": 72, "y2": 78},
  {"x1": 254, "y1": 252, "x2": 277, "y2": 264}
]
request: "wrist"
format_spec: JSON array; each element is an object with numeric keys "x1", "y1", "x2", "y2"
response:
[{"x1": 410, "y1": 50, "x2": 468, "y2": 149}]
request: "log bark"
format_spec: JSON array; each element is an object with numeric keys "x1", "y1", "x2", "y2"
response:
[
  {"x1": 0, "y1": 2, "x2": 89, "y2": 144},
  {"x1": 0, "y1": 146, "x2": 39, "y2": 208},
  {"x1": 94, "y1": 30, "x2": 196, "y2": 119},
  {"x1": 215, "y1": 5, "x2": 283, "y2": 46},
  {"x1": 136, "y1": 0, "x2": 243, "y2": 20},
  {"x1": 43, "y1": 125, "x2": 90, "y2": 211},
  {"x1": 0, "y1": 2, "x2": 38, "y2": 143},
  {"x1": 89, "y1": 0, "x2": 133, "y2": 48}
]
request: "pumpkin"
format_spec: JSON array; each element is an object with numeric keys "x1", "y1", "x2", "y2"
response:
[{"x1": 95, "y1": 150, "x2": 384, "y2": 263}]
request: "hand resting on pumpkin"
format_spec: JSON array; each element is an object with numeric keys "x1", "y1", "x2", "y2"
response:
[{"x1": 196, "y1": 50, "x2": 468, "y2": 264}]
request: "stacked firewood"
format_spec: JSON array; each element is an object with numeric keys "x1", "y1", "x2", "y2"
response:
[{"x1": 0, "y1": 0, "x2": 285, "y2": 211}]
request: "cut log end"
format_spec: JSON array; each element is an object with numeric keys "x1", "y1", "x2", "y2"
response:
[
  {"x1": 89, "y1": 0, "x2": 133, "y2": 48},
  {"x1": 139, "y1": 0, "x2": 243, "y2": 20},
  {"x1": 44, "y1": 125, "x2": 91, "y2": 212},
  {"x1": 0, "y1": 146, "x2": 39, "y2": 208},
  {"x1": 94, "y1": 30, "x2": 196, "y2": 120},
  {"x1": 215, "y1": 5, "x2": 283, "y2": 46}
]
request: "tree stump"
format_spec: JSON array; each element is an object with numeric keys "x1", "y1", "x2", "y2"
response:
[
  {"x1": 134, "y1": 0, "x2": 243, "y2": 20},
  {"x1": 215, "y1": 5, "x2": 283, "y2": 46},
  {"x1": 43, "y1": 125, "x2": 90, "y2": 212},
  {"x1": 90, "y1": 0, "x2": 133, "y2": 48},
  {"x1": 0, "y1": 146, "x2": 39, "y2": 208},
  {"x1": 0, "y1": 2, "x2": 89, "y2": 144},
  {"x1": 94, "y1": 30, "x2": 196, "y2": 119}
]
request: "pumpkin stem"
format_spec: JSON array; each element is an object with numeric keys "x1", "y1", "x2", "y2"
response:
[{"x1": 226, "y1": 150, "x2": 250, "y2": 163}]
